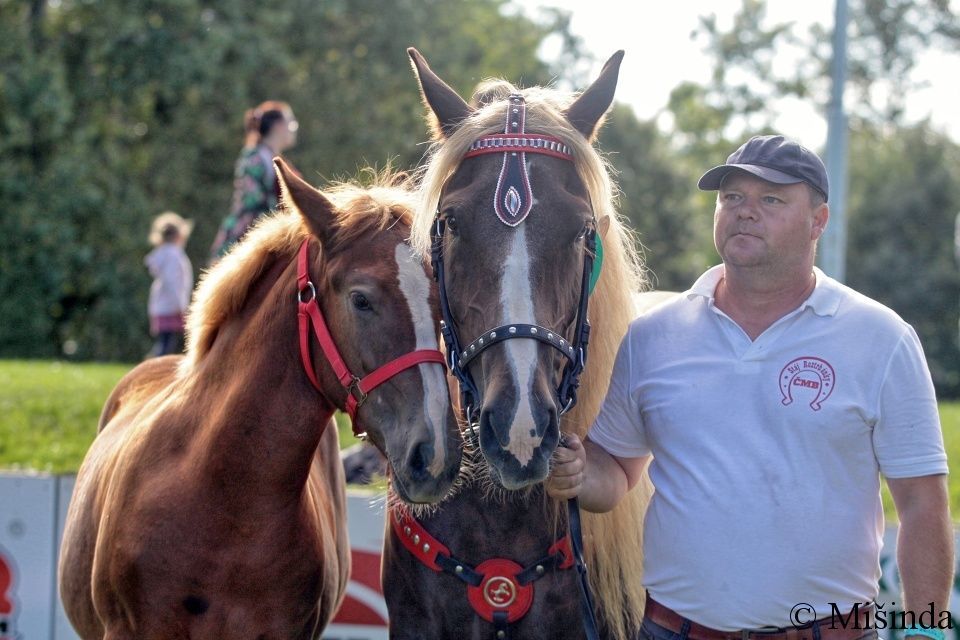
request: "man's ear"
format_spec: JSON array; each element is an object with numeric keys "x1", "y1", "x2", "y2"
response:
[
  {"x1": 276, "y1": 158, "x2": 339, "y2": 249},
  {"x1": 408, "y1": 47, "x2": 474, "y2": 140},
  {"x1": 812, "y1": 203, "x2": 830, "y2": 241}
]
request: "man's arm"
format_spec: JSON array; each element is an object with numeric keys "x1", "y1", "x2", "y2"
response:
[
  {"x1": 887, "y1": 474, "x2": 953, "y2": 614},
  {"x1": 546, "y1": 433, "x2": 648, "y2": 513}
]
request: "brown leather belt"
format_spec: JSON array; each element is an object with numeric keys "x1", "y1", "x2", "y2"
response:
[{"x1": 644, "y1": 596, "x2": 874, "y2": 640}]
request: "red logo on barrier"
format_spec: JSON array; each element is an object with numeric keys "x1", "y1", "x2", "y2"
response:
[
  {"x1": 779, "y1": 356, "x2": 836, "y2": 411},
  {"x1": 0, "y1": 547, "x2": 17, "y2": 640}
]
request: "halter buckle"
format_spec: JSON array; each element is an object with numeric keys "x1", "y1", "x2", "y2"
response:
[
  {"x1": 348, "y1": 375, "x2": 368, "y2": 407},
  {"x1": 297, "y1": 281, "x2": 316, "y2": 304}
]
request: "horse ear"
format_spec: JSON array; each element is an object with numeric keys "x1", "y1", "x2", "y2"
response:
[
  {"x1": 408, "y1": 47, "x2": 473, "y2": 139},
  {"x1": 597, "y1": 215, "x2": 611, "y2": 239},
  {"x1": 564, "y1": 50, "x2": 625, "y2": 141},
  {"x1": 275, "y1": 158, "x2": 338, "y2": 247}
]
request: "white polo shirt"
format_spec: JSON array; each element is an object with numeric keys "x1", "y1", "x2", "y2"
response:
[{"x1": 589, "y1": 265, "x2": 947, "y2": 631}]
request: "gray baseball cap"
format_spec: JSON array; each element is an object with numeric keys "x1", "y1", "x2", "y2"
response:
[{"x1": 698, "y1": 135, "x2": 829, "y2": 202}]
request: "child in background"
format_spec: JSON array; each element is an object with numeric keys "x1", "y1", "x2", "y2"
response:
[{"x1": 144, "y1": 212, "x2": 194, "y2": 357}]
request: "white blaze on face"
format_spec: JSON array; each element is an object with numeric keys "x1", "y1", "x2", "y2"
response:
[
  {"x1": 395, "y1": 244, "x2": 449, "y2": 477},
  {"x1": 499, "y1": 226, "x2": 539, "y2": 466}
]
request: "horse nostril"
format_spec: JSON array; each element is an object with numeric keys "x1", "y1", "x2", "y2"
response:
[
  {"x1": 533, "y1": 402, "x2": 557, "y2": 439},
  {"x1": 480, "y1": 408, "x2": 511, "y2": 447},
  {"x1": 407, "y1": 441, "x2": 433, "y2": 479}
]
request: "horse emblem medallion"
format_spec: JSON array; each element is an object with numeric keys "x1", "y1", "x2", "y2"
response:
[
  {"x1": 466, "y1": 559, "x2": 533, "y2": 623},
  {"x1": 484, "y1": 576, "x2": 517, "y2": 607}
]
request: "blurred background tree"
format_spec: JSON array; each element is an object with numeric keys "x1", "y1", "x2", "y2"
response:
[
  {"x1": 1, "y1": 0, "x2": 958, "y2": 397},
  {"x1": 658, "y1": 0, "x2": 960, "y2": 396},
  {"x1": 0, "y1": 0, "x2": 578, "y2": 361}
]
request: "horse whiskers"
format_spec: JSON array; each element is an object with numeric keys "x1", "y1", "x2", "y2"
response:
[{"x1": 383, "y1": 417, "x2": 550, "y2": 517}]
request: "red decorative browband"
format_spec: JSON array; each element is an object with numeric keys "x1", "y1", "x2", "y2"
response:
[
  {"x1": 464, "y1": 94, "x2": 574, "y2": 227},
  {"x1": 464, "y1": 134, "x2": 573, "y2": 161}
]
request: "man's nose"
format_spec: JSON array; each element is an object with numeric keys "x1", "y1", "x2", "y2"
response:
[{"x1": 736, "y1": 196, "x2": 761, "y2": 219}]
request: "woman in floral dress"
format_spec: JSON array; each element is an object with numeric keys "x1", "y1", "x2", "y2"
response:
[{"x1": 209, "y1": 100, "x2": 298, "y2": 261}]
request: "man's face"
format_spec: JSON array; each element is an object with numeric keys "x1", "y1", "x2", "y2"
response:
[{"x1": 714, "y1": 171, "x2": 828, "y2": 272}]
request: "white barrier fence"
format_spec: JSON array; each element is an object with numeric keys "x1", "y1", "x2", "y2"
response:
[{"x1": 1, "y1": 472, "x2": 958, "y2": 639}]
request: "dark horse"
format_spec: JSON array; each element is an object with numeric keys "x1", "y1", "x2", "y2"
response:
[
  {"x1": 381, "y1": 50, "x2": 652, "y2": 640},
  {"x1": 59, "y1": 162, "x2": 462, "y2": 640}
]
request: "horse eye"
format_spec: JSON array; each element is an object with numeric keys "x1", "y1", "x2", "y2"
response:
[
  {"x1": 350, "y1": 292, "x2": 372, "y2": 312},
  {"x1": 445, "y1": 215, "x2": 459, "y2": 234}
]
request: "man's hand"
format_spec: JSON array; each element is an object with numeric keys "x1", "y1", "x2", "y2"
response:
[
  {"x1": 547, "y1": 434, "x2": 649, "y2": 512},
  {"x1": 546, "y1": 433, "x2": 587, "y2": 500}
]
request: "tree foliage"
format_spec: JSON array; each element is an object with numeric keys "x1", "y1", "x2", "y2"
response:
[
  {"x1": 845, "y1": 125, "x2": 960, "y2": 394},
  {"x1": 599, "y1": 105, "x2": 713, "y2": 290},
  {"x1": 662, "y1": 0, "x2": 960, "y2": 396},
  {"x1": 3, "y1": 0, "x2": 959, "y2": 399},
  {"x1": 0, "y1": 0, "x2": 579, "y2": 361}
]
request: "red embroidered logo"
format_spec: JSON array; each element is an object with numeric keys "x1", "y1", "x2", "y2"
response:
[{"x1": 779, "y1": 356, "x2": 836, "y2": 411}]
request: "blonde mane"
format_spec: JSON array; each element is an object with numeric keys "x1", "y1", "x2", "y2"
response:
[
  {"x1": 183, "y1": 176, "x2": 417, "y2": 373},
  {"x1": 412, "y1": 80, "x2": 653, "y2": 639}
]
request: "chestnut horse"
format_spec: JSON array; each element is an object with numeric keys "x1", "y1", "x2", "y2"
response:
[
  {"x1": 59, "y1": 161, "x2": 462, "y2": 640},
  {"x1": 380, "y1": 50, "x2": 652, "y2": 640}
]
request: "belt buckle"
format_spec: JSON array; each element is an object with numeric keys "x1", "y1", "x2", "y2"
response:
[{"x1": 742, "y1": 626, "x2": 790, "y2": 640}]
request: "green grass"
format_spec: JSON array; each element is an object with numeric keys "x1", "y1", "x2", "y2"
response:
[
  {"x1": 1, "y1": 360, "x2": 958, "y2": 522},
  {"x1": 0, "y1": 359, "x2": 358, "y2": 474}
]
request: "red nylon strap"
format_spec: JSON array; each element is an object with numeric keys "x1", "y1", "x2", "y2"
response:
[
  {"x1": 548, "y1": 535, "x2": 575, "y2": 570},
  {"x1": 344, "y1": 349, "x2": 447, "y2": 419},
  {"x1": 298, "y1": 310, "x2": 322, "y2": 391},
  {"x1": 391, "y1": 508, "x2": 451, "y2": 572},
  {"x1": 296, "y1": 236, "x2": 311, "y2": 290},
  {"x1": 297, "y1": 240, "x2": 447, "y2": 431},
  {"x1": 298, "y1": 241, "x2": 354, "y2": 389}
]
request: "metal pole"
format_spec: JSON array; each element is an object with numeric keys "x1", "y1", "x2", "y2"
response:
[{"x1": 819, "y1": 0, "x2": 849, "y2": 281}]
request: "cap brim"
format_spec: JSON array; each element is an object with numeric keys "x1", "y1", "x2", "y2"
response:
[{"x1": 698, "y1": 164, "x2": 804, "y2": 191}]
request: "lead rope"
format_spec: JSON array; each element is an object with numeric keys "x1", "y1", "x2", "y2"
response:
[
  {"x1": 568, "y1": 496, "x2": 600, "y2": 640},
  {"x1": 564, "y1": 225, "x2": 601, "y2": 640}
]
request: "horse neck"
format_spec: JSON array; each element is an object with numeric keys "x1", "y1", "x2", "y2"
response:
[{"x1": 189, "y1": 256, "x2": 339, "y2": 498}]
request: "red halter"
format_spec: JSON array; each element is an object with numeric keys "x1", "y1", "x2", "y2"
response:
[{"x1": 296, "y1": 239, "x2": 447, "y2": 434}]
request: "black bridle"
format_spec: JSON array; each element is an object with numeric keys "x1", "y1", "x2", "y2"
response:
[
  {"x1": 429, "y1": 94, "x2": 596, "y2": 425},
  {"x1": 430, "y1": 216, "x2": 595, "y2": 423},
  {"x1": 428, "y1": 94, "x2": 601, "y2": 640}
]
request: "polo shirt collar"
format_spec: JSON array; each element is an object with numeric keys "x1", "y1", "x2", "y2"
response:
[{"x1": 685, "y1": 265, "x2": 842, "y2": 317}]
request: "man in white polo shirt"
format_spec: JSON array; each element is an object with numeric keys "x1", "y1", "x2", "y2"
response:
[{"x1": 547, "y1": 135, "x2": 952, "y2": 640}]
